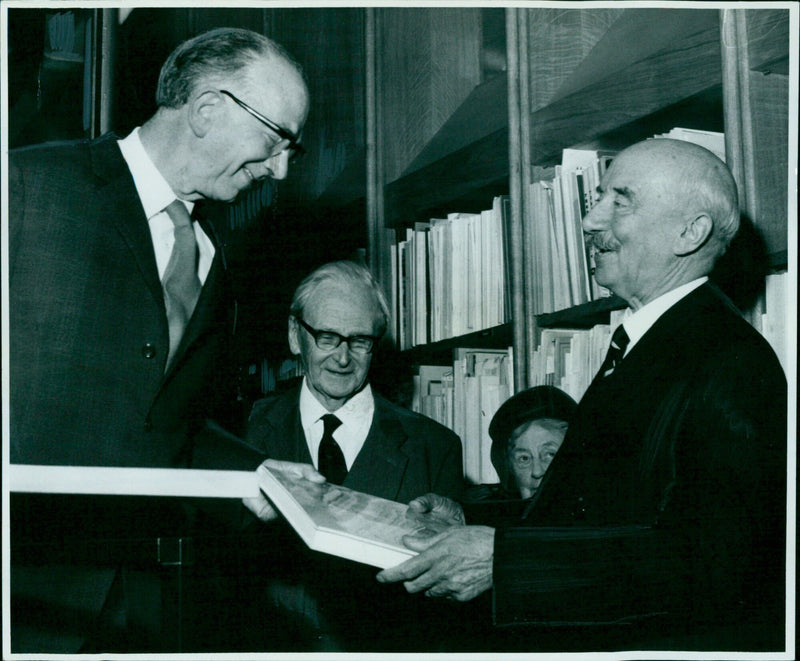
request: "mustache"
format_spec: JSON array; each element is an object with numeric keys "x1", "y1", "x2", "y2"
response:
[{"x1": 584, "y1": 232, "x2": 619, "y2": 252}]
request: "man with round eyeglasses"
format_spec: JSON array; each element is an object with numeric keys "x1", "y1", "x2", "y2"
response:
[
  {"x1": 240, "y1": 260, "x2": 464, "y2": 651},
  {"x1": 246, "y1": 259, "x2": 462, "y2": 501}
]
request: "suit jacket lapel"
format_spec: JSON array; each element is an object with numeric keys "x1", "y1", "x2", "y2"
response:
[
  {"x1": 90, "y1": 135, "x2": 164, "y2": 305},
  {"x1": 252, "y1": 388, "x2": 312, "y2": 463},
  {"x1": 345, "y1": 398, "x2": 409, "y2": 501}
]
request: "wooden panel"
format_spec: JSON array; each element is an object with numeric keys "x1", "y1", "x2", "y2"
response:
[
  {"x1": 268, "y1": 8, "x2": 366, "y2": 206},
  {"x1": 749, "y1": 71, "x2": 789, "y2": 255},
  {"x1": 187, "y1": 7, "x2": 265, "y2": 34},
  {"x1": 547, "y1": 8, "x2": 718, "y2": 104},
  {"x1": 380, "y1": 8, "x2": 482, "y2": 183},
  {"x1": 384, "y1": 11, "x2": 722, "y2": 226},
  {"x1": 526, "y1": 7, "x2": 623, "y2": 111},
  {"x1": 745, "y1": 8, "x2": 790, "y2": 73},
  {"x1": 528, "y1": 16, "x2": 721, "y2": 162},
  {"x1": 404, "y1": 75, "x2": 508, "y2": 175}
]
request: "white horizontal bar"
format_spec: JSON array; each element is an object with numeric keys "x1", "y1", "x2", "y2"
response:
[{"x1": 6, "y1": 464, "x2": 260, "y2": 499}]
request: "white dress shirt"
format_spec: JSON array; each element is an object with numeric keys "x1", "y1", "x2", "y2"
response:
[
  {"x1": 118, "y1": 127, "x2": 214, "y2": 283},
  {"x1": 620, "y1": 277, "x2": 709, "y2": 356},
  {"x1": 299, "y1": 378, "x2": 375, "y2": 470}
]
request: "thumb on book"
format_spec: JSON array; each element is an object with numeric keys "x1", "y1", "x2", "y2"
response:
[{"x1": 402, "y1": 529, "x2": 446, "y2": 552}]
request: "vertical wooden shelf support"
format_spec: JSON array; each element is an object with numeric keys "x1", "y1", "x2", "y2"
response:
[
  {"x1": 365, "y1": 8, "x2": 394, "y2": 333},
  {"x1": 506, "y1": 8, "x2": 530, "y2": 393},
  {"x1": 720, "y1": 8, "x2": 757, "y2": 223}
]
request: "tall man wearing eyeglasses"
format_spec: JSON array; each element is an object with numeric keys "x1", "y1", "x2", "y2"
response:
[
  {"x1": 240, "y1": 260, "x2": 463, "y2": 651},
  {"x1": 10, "y1": 26, "x2": 308, "y2": 468},
  {"x1": 8, "y1": 27, "x2": 309, "y2": 652}
]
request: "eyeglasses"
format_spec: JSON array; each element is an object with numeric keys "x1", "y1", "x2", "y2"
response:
[
  {"x1": 220, "y1": 89, "x2": 306, "y2": 162},
  {"x1": 295, "y1": 317, "x2": 379, "y2": 355}
]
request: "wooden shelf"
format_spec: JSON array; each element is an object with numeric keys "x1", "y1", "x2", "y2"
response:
[
  {"x1": 401, "y1": 322, "x2": 513, "y2": 365},
  {"x1": 401, "y1": 75, "x2": 509, "y2": 177},
  {"x1": 536, "y1": 296, "x2": 627, "y2": 329}
]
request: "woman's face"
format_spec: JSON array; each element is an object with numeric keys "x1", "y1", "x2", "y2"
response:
[{"x1": 507, "y1": 418, "x2": 568, "y2": 498}]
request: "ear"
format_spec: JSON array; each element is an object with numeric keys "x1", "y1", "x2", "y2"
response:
[
  {"x1": 187, "y1": 90, "x2": 223, "y2": 138},
  {"x1": 288, "y1": 316, "x2": 301, "y2": 355},
  {"x1": 674, "y1": 213, "x2": 713, "y2": 256}
]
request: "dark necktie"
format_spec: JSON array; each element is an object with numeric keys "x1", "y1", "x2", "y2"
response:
[
  {"x1": 597, "y1": 324, "x2": 630, "y2": 379},
  {"x1": 318, "y1": 414, "x2": 347, "y2": 485},
  {"x1": 162, "y1": 200, "x2": 201, "y2": 369}
]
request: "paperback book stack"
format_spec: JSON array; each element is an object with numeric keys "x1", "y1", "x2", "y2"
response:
[
  {"x1": 392, "y1": 196, "x2": 511, "y2": 349},
  {"x1": 528, "y1": 148, "x2": 615, "y2": 315},
  {"x1": 413, "y1": 348, "x2": 514, "y2": 485}
]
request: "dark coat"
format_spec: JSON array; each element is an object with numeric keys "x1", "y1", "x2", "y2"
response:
[
  {"x1": 492, "y1": 283, "x2": 787, "y2": 651},
  {"x1": 231, "y1": 385, "x2": 465, "y2": 652},
  {"x1": 8, "y1": 133, "x2": 234, "y2": 467},
  {"x1": 8, "y1": 134, "x2": 237, "y2": 653},
  {"x1": 245, "y1": 384, "x2": 464, "y2": 502}
]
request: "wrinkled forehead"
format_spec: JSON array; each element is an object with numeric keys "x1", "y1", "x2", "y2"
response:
[
  {"x1": 509, "y1": 418, "x2": 568, "y2": 447},
  {"x1": 245, "y1": 54, "x2": 309, "y2": 120},
  {"x1": 609, "y1": 141, "x2": 714, "y2": 191},
  {"x1": 305, "y1": 281, "x2": 380, "y2": 324}
]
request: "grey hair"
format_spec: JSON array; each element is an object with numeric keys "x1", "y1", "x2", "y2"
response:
[
  {"x1": 155, "y1": 27, "x2": 304, "y2": 108},
  {"x1": 290, "y1": 260, "x2": 391, "y2": 336},
  {"x1": 682, "y1": 158, "x2": 740, "y2": 251}
]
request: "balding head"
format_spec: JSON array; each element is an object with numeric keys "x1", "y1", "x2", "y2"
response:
[
  {"x1": 582, "y1": 138, "x2": 741, "y2": 308},
  {"x1": 621, "y1": 139, "x2": 740, "y2": 254}
]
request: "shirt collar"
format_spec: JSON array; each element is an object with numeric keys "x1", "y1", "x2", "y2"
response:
[
  {"x1": 117, "y1": 127, "x2": 194, "y2": 218},
  {"x1": 298, "y1": 377, "x2": 374, "y2": 429},
  {"x1": 623, "y1": 277, "x2": 708, "y2": 352}
]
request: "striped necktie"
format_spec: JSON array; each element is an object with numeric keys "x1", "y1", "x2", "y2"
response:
[{"x1": 597, "y1": 324, "x2": 630, "y2": 379}]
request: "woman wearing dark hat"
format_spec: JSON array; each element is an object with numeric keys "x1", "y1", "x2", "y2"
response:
[{"x1": 461, "y1": 385, "x2": 578, "y2": 526}]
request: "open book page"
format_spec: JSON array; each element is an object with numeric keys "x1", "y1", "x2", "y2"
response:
[{"x1": 257, "y1": 464, "x2": 454, "y2": 568}]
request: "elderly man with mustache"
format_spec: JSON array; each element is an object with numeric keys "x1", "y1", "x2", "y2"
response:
[{"x1": 377, "y1": 138, "x2": 787, "y2": 653}]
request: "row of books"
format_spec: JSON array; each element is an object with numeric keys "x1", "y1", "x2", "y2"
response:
[
  {"x1": 391, "y1": 196, "x2": 511, "y2": 350},
  {"x1": 412, "y1": 348, "x2": 514, "y2": 485},
  {"x1": 529, "y1": 309, "x2": 628, "y2": 404},
  {"x1": 527, "y1": 148, "x2": 615, "y2": 315}
]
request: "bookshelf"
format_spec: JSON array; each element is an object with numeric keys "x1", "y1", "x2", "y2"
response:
[
  {"x1": 369, "y1": 6, "x2": 790, "y2": 370},
  {"x1": 365, "y1": 7, "x2": 791, "y2": 479}
]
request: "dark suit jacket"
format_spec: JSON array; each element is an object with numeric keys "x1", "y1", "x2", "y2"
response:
[
  {"x1": 245, "y1": 385, "x2": 464, "y2": 502},
  {"x1": 9, "y1": 133, "x2": 234, "y2": 468},
  {"x1": 492, "y1": 283, "x2": 787, "y2": 651},
  {"x1": 8, "y1": 134, "x2": 237, "y2": 652},
  {"x1": 232, "y1": 385, "x2": 465, "y2": 652}
]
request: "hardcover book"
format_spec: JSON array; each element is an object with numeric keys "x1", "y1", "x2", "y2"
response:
[{"x1": 257, "y1": 463, "x2": 453, "y2": 569}]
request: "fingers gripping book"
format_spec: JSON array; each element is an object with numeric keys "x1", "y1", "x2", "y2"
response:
[{"x1": 257, "y1": 464, "x2": 453, "y2": 569}]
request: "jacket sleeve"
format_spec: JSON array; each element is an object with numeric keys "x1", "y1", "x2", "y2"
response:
[
  {"x1": 492, "y1": 337, "x2": 787, "y2": 629},
  {"x1": 429, "y1": 427, "x2": 465, "y2": 501}
]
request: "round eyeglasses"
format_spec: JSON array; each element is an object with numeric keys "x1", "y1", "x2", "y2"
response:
[{"x1": 295, "y1": 317, "x2": 379, "y2": 355}]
